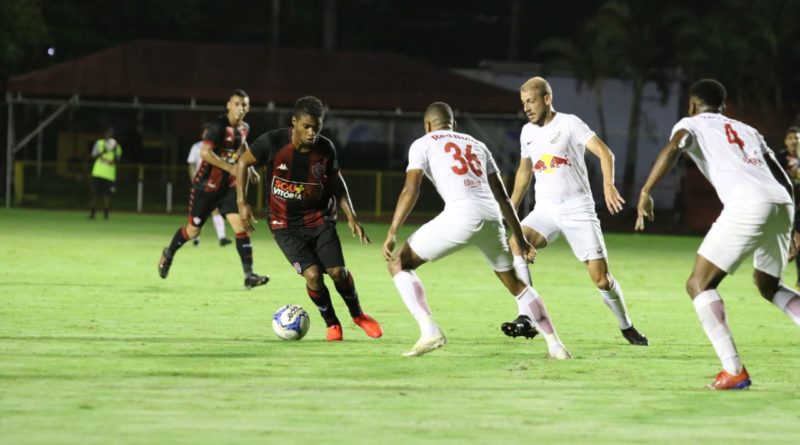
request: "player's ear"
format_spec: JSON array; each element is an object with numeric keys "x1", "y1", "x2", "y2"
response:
[
  {"x1": 424, "y1": 120, "x2": 431, "y2": 134},
  {"x1": 291, "y1": 115, "x2": 297, "y2": 126},
  {"x1": 453, "y1": 120, "x2": 458, "y2": 131}
]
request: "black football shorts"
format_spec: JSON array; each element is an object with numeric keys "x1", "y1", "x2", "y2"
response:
[
  {"x1": 272, "y1": 222, "x2": 346, "y2": 273},
  {"x1": 187, "y1": 187, "x2": 238, "y2": 227}
]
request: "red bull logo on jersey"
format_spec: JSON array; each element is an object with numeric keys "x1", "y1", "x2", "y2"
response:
[
  {"x1": 272, "y1": 177, "x2": 320, "y2": 200},
  {"x1": 532, "y1": 154, "x2": 571, "y2": 174}
]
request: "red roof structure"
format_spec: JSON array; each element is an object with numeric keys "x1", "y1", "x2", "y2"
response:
[{"x1": 8, "y1": 40, "x2": 518, "y2": 113}]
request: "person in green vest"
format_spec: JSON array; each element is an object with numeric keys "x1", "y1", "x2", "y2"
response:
[{"x1": 89, "y1": 127, "x2": 122, "y2": 219}]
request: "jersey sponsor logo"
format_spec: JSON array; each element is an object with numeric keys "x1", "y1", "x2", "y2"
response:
[
  {"x1": 532, "y1": 154, "x2": 571, "y2": 173},
  {"x1": 463, "y1": 178, "x2": 482, "y2": 187},
  {"x1": 272, "y1": 177, "x2": 320, "y2": 201},
  {"x1": 311, "y1": 161, "x2": 325, "y2": 179},
  {"x1": 549, "y1": 131, "x2": 562, "y2": 145},
  {"x1": 277, "y1": 163, "x2": 289, "y2": 171}
]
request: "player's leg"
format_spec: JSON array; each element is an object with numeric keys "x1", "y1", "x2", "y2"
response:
[
  {"x1": 212, "y1": 209, "x2": 231, "y2": 246},
  {"x1": 584, "y1": 258, "x2": 648, "y2": 346},
  {"x1": 158, "y1": 189, "x2": 205, "y2": 279},
  {"x1": 388, "y1": 213, "x2": 467, "y2": 356},
  {"x1": 388, "y1": 241, "x2": 446, "y2": 356},
  {"x1": 687, "y1": 255, "x2": 751, "y2": 389},
  {"x1": 89, "y1": 177, "x2": 99, "y2": 219},
  {"x1": 752, "y1": 203, "x2": 800, "y2": 326},
  {"x1": 502, "y1": 208, "x2": 559, "y2": 338},
  {"x1": 102, "y1": 179, "x2": 113, "y2": 220},
  {"x1": 689, "y1": 202, "x2": 769, "y2": 389},
  {"x1": 274, "y1": 228, "x2": 341, "y2": 340},
  {"x1": 317, "y1": 223, "x2": 382, "y2": 338},
  {"x1": 222, "y1": 194, "x2": 269, "y2": 289},
  {"x1": 482, "y1": 222, "x2": 570, "y2": 359}
]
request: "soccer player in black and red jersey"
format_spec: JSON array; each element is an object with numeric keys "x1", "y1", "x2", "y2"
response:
[
  {"x1": 235, "y1": 96, "x2": 382, "y2": 341},
  {"x1": 158, "y1": 90, "x2": 269, "y2": 289}
]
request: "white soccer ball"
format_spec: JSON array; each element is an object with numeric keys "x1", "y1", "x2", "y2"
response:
[{"x1": 272, "y1": 304, "x2": 310, "y2": 340}]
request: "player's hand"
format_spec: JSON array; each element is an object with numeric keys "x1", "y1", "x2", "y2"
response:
[
  {"x1": 518, "y1": 238, "x2": 537, "y2": 263},
  {"x1": 604, "y1": 183, "x2": 625, "y2": 215},
  {"x1": 382, "y1": 235, "x2": 396, "y2": 261},
  {"x1": 349, "y1": 219, "x2": 370, "y2": 244},
  {"x1": 635, "y1": 192, "x2": 654, "y2": 231},
  {"x1": 238, "y1": 204, "x2": 257, "y2": 233},
  {"x1": 247, "y1": 166, "x2": 260, "y2": 185}
]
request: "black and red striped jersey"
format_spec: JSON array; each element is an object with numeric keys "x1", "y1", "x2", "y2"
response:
[
  {"x1": 192, "y1": 114, "x2": 249, "y2": 192},
  {"x1": 249, "y1": 128, "x2": 340, "y2": 230}
]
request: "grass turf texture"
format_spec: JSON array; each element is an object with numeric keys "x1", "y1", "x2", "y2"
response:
[{"x1": 1, "y1": 208, "x2": 799, "y2": 444}]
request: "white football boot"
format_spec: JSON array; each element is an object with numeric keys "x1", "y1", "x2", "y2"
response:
[{"x1": 403, "y1": 329, "x2": 447, "y2": 357}]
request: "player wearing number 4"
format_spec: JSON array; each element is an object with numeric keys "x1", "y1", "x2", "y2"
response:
[
  {"x1": 502, "y1": 77, "x2": 649, "y2": 346},
  {"x1": 636, "y1": 79, "x2": 800, "y2": 390},
  {"x1": 383, "y1": 102, "x2": 570, "y2": 358}
]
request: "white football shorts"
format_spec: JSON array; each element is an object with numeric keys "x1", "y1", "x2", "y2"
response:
[
  {"x1": 408, "y1": 210, "x2": 513, "y2": 272},
  {"x1": 698, "y1": 201, "x2": 792, "y2": 277},
  {"x1": 521, "y1": 195, "x2": 607, "y2": 262}
]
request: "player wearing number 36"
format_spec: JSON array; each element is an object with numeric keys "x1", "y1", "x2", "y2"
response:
[
  {"x1": 636, "y1": 79, "x2": 800, "y2": 390},
  {"x1": 383, "y1": 102, "x2": 570, "y2": 359}
]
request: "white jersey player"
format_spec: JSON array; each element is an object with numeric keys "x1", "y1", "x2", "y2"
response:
[
  {"x1": 637, "y1": 79, "x2": 800, "y2": 390},
  {"x1": 382, "y1": 102, "x2": 570, "y2": 358},
  {"x1": 503, "y1": 76, "x2": 649, "y2": 347},
  {"x1": 187, "y1": 127, "x2": 231, "y2": 247}
]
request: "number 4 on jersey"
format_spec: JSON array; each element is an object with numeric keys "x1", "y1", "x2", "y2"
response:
[
  {"x1": 444, "y1": 142, "x2": 483, "y2": 176},
  {"x1": 724, "y1": 123, "x2": 745, "y2": 151}
]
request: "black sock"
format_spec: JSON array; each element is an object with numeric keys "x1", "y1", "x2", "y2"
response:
[
  {"x1": 167, "y1": 226, "x2": 190, "y2": 255},
  {"x1": 334, "y1": 271, "x2": 363, "y2": 318},
  {"x1": 235, "y1": 233, "x2": 253, "y2": 275},
  {"x1": 89, "y1": 208, "x2": 96, "y2": 218},
  {"x1": 103, "y1": 209, "x2": 109, "y2": 219},
  {"x1": 307, "y1": 285, "x2": 339, "y2": 326}
]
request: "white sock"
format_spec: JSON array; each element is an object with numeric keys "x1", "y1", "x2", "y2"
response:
[
  {"x1": 599, "y1": 277, "x2": 633, "y2": 330},
  {"x1": 393, "y1": 270, "x2": 439, "y2": 337},
  {"x1": 515, "y1": 286, "x2": 554, "y2": 335},
  {"x1": 513, "y1": 255, "x2": 532, "y2": 286},
  {"x1": 693, "y1": 290, "x2": 742, "y2": 375},
  {"x1": 772, "y1": 285, "x2": 800, "y2": 325},
  {"x1": 212, "y1": 213, "x2": 226, "y2": 240}
]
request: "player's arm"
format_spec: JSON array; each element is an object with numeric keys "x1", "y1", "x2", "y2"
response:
[
  {"x1": 509, "y1": 157, "x2": 533, "y2": 210},
  {"x1": 488, "y1": 172, "x2": 536, "y2": 263},
  {"x1": 383, "y1": 169, "x2": 423, "y2": 261},
  {"x1": 334, "y1": 171, "x2": 370, "y2": 244},
  {"x1": 585, "y1": 136, "x2": 625, "y2": 215},
  {"x1": 635, "y1": 129, "x2": 688, "y2": 231},
  {"x1": 235, "y1": 149, "x2": 259, "y2": 232},
  {"x1": 200, "y1": 141, "x2": 236, "y2": 175}
]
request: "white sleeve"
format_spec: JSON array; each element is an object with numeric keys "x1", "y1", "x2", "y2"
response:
[
  {"x1": 568, "y1": 115, "x2": 596, "y2": 146},
  {"x1": 485, "y1": 148, "x2": 499, "y2": 176},
  {"x1": 187, "y1": 143, "x2": 200, "y2": 164},
  {"x1": 755, "y1": 130, "x2": 773, "y2": 156},
  {"x1": 406, "y1": 140, "x2": 428, "y2": 171},
  {"x1": 519, "y1": 128, "x2": 530, "y2": 159},
  {"x1": 670, "y1": 118, "x2": 696, "y2": 152}
]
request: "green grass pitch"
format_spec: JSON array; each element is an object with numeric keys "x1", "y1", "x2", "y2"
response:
[{"x1": 1, "y1": 208, "x2": 799, "y2": 444}]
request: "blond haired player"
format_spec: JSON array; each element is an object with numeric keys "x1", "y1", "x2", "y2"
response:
[
  {"x1": 383, "y1": 102, "x2": 570, "y2": 358},
  {"x1": 637, "y1": 79, "x2": 800, "y2": 389},
  {"x1": 502, "y1": 77, "x2": 648, "y2": 346}
]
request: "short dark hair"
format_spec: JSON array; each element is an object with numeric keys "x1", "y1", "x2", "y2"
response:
[
  {"x1": 689, "y1": 79, "x2": 726, "y2": 108},
  {"x1": 787, "y1": 126, "x2": 800, "y2": 135},
  {"x1": 294, "y1": 96, "x2": 325, "y2": 119},
  {"x1": 232, "y1": 89, "x2": 248, "y2": 99}
]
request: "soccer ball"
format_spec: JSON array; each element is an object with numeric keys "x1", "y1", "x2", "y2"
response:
[{"x1": 272, "y1": 304, "x2": 310, "y2": 340}]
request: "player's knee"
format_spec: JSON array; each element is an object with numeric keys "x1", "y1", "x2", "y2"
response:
[
  {"x1": 386, "y1": 259, "x2": 402, "y2": 277},
  {"x1": 594, "y1": 274, "x2": 611, "y2": 291},
  {"x1": 303, "y1": 267, "x2": 324, "y2": 287},
  {"x1": 685, "y1": 276, "x2": 708, "y2": 297},
  {"x1": 327, "y1": 267, "x2": 347, "y2": 282},
  {"x1": 753, "y1": 272, "x2": 779, "y2": 301},
  {"x1": 185, "y1": 225, "x2": 201, "y2": 239}
]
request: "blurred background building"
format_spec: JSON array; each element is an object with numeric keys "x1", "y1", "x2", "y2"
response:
[{"x1": 3, "y1": 0, "x2": 799, "y2": 232}]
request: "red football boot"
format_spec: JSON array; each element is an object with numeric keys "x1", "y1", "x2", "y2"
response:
[
  {"x1": 353, "y1": 313, "x2": 383, "y2": 338},
  {"x1": 326, "y1": 324, "x2": 343, "y2": 341},
  {"x1": 708, "y1": 367, "x2": 751, "y2": 390}
]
